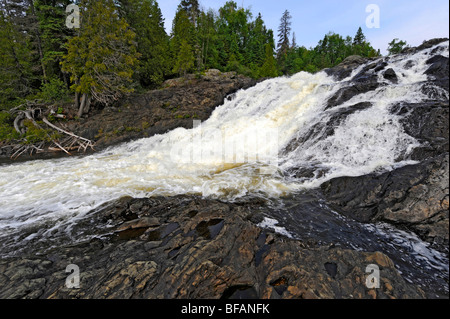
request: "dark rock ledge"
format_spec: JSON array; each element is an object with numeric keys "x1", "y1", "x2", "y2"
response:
[
  {"x1": 320, "y1": 39, "x2": 449, "y2": 249},
  {"x1": 0, "y1": 196, "x2": 424, "y2": 299}
]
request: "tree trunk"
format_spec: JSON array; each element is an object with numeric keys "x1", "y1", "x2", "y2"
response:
[
  {"x1": 78, "y1": 93, "x2": 88, "y2": 118},
  {"x1": 75, "y1": 91, "x2": 80, "y2": 111},
  {"x1": 62, "y1": 71, "x2": 69, "y2": 90},
  {"x1": 28, "y1": 0, "x2": 47, "y2": 83},
  {"x1": 84, "y1": 96, "x2": 91, "y2": 114}
]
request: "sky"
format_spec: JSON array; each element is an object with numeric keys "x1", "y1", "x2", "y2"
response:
[{"x1": 158, "y1": 0, "x2": 449, "y2": 55}]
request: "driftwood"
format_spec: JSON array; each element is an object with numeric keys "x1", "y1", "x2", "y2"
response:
[
  {"x1": 7, "y1": 103, "x2": 95, "y2": 160},
  {"x1": 42, "y1": 117, "x2": 95, "y2": 152}
]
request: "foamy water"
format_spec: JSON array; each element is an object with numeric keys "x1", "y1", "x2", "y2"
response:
[{"x1": 0, "y1": 42, "x2": 448, "y2": 257}]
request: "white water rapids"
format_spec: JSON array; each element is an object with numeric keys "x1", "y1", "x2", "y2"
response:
[{"x1": 0, "y1": 42, "x2": 448, "y2": 249}]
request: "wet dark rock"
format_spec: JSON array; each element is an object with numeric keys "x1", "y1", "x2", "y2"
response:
[
  {"x1": 321, "y1": 154, "x2": 449, "y2": 247},
  {"x1": 392, "y1": 102, "x2": 449, "y2": 160},
  {"x1": 319, "y1": 39, "x2": 449, "y2": 250},
  {"x1": 326, "y1": 82, "x2": 380, "y2": 110},
  {"x1": 425, "y1": 55, "x2": 449, "y2": 93},
  {"x1": 426, "y1": 55, "x2": 449, "y2": 78},
  {"x1": 324, "y1": 262, "x2": 338, "y2": 279},
  {"x1": 196, "y1": 219, "x2": 225, "y2": 240},
  {"x1": 404, "y1": 60, "x2": 415, "y2": 69},
  {"x1": 326, "y1": 59, "x2": 383, "y2": 110},
  {"x1": 417, "y1": 38, "x2": 449, "y2": 52},
  {"x1": 383, "y1": 68, "x2": 398, "y2": 84},
  {"x1": 222, "y1": 285, "x2": 259, "y2": 299},
  {"x1": 0, "y1": 196, "x2": 425, "y2": 299},
  {"x1": 284, "y1": 102, "x2": 372, "y2": 157},
  {"x1": 325, "y1": 55, "x2": 370, "y2": 81}
]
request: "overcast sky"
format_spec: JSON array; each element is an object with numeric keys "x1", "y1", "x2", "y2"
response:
[{"x1": 159, "y1": 0, "x2": 449, "y2": 55}]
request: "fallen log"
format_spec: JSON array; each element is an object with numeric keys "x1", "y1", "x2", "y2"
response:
[
  {"x1": 6, "y1": 105, "x2": 95, "y2": 160},
  {"x1": 42, "y1": 117, "x2": 93, "y2": 145}
]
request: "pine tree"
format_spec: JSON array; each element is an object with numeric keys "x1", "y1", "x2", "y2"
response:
[
  {"x1": 61, "y1": 0, "x2": 139, "y2": 117},
  {"x1": 387, "y1": 38, "x2": 408, "y2": 55},
  {"x1": 245, "y1": 13, "x2": 272, "y2": 70},
  {"x1": 180, "y1": 0, "x2": 200, "y2": 25},
  {"x1": 277, "y1": 10, "x2": 292, "y2": 74},
  {"x1": 34, "y1": 0, "x2": 74, "y2": 85},
  {"x1": 259, "y1": 43, "x2": 278, "y2": 78},
  {"x1": 216, "y1": 1, "x2": 251, "y2": 70},
  {"x1": 170, "y1": 6, "x2": 195, "y2": 70},
  {"x1": 291, "y1": 32, "x2": 297, "y2": 49},
  {"x1": 352, "y1": 27, "x2": 367, "y2": 56},
  {"x1": 0, "y1": 8, "x2": 34, "y2": 107},
  {"x1": 197, "y1": 9, "x2": 218, "y2": 69},
  {"x1": 173, "y1": 40, "x2": 195, "y2": 76},
  {"x1": 353, "y1": 27, "x2": 366, "y2": 46},
  {"x1": 120, "y1": 0, "x2": 170, "y2": 87}
]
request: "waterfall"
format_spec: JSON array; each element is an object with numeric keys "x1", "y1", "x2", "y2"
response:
[{"x1": 0, "y1": 41, "x2": 448, "y2": 253}]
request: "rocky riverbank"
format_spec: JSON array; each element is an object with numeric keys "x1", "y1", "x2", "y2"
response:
[
  {"x1": 0, "y1": 39, "x2": 448, "y2": 299},
  {"x1": 320, "y1": 39, "x2": 449, "y2": 250},
  {"x1": 0, "y1": 70, "x2": 256, "y2": 163},
  {"x1": 0, "y1": 196, "x2": 425, "y2": 299}
]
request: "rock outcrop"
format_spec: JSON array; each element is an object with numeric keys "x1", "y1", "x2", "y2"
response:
[
  {"x1": 0, "y1": 196, "x2": 424, "y2": 299},
  {"x1": 320, "y1": 39, "x2": 449, "y2": 248},
  {"x1": 0, "y1": 41, "x2": 448, "y2": 300},
  {"x1": 0, "y1": 70, "x2": 256, "y2": 163}
]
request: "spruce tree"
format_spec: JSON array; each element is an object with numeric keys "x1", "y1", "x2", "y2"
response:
[
  {"x1": 61, "y1": 0, "x2": 139, "y2": 117},
  {"x1": 173, "y1": 40, "x2": 195, "y2": 76},
  {"x1": 216, "y1": 1, "x2": 251, "y2": 70},
  {"x1": 0, "y1": 9, "x2": 34, "y2": 107},
  {"x1": 353, "y1": 27, "x2": 366, "y2": 46},
  {"x1": 291, "y1": 32, "x2": 297, "y2": 49},
  {"x1": 170, "y1": 7, "x2": 195, "y2": 67},
  {"x1": 197, "y1": 9, "x2": 218, "y2": 69},
  {"x1": 387, "y1": 38, "x2": 408, "y2": 55},
  {"x1": 352, "y1": 27, "x2": 367, "y2": 55},
  {"x1": 277, "y1": 10, "x2": 292, "y2": 74},
  {"x1": 246, "y1": 13, "x2": 270, "y2": 69},
  {"x1": 180, "y1": 0, "x2": 200, "y2": 25},
  {"x1": 34, "y1": 0, "x2": 74, "y2": 85},
  {"x1": 259, "y1": 43, "x2": 278, "y2": 78},
  {"x1": 120, "y1": 0, "x2": 170, "y2": 87}
]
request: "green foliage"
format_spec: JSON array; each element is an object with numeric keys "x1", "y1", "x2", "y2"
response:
[
  {"x1": 388, "y1": 38, "x2": 408, "y2": 55},
  {"x1": 37, "y1": 77, "x2": 69, "y2": 102},
  {"x1": 61, "y1": 0, "x2": 139, "y2": 105},
  {"x1": 277, "y1": 10, "x2": 292, "y2": 73},
  {"x1": 0, "y1": 10, "x2": 35, "y2": 109},
  {"x1": 259, "y1": 44, "x2": 278, "y2": 78},
  {"x1": 281, "y1": 28, "x2": 380, "y2": 75},
  {"x1": 22, "y1": 120, "x2": 57, "y2": 144},
  {"x1": 34, "y1": 0, "x2": 74, "y2": 81},
  {"x1": 120, "y1": 0, "x2": 170, "y2": 88},
  {"x1": 353, "y1": 27, "x2": 366, "y2": 46},
  {"x1": 0, "y1": 113, "x2": 60, "y2": 143},
  {"x1": 0, "y1": 0, "x2": 387, "y2": 115},
  {"x1": 0, "y1": 112, "x2": 20, "y2": 141},
  {"x1": 171, "y1": 7, "x2": 195, "y2": 59},
  {"x1": 173, "y1": 40, "x2": 195, "y2": 76}
]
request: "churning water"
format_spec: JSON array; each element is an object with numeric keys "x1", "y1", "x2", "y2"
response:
[{"x1": 0, "y1": 42, "x2": 448, "y2": 297}]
